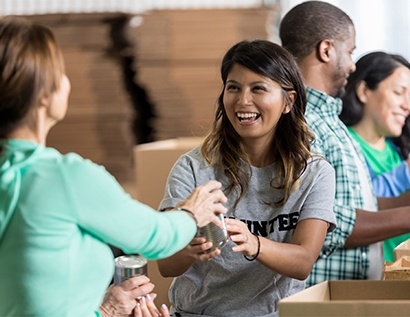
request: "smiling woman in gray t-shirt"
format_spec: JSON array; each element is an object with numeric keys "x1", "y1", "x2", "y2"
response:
[{"x1": 157, "y1": 39, "x2": 337, "y2": 317}]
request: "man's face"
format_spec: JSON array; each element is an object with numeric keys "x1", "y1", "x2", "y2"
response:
[{"x1": 330, "y1": 25, "x2": 356, "y2": 98}]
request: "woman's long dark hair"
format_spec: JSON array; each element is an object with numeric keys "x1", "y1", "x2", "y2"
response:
[{"x1": 201, "y1": 39, "x2": 314, "y2": 208}]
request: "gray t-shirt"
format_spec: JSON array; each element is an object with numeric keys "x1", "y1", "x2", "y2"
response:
[{"x1": 160, "y1": 147, "x2": 337, "y2": 317}]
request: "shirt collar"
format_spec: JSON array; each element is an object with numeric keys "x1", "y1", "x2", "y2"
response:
[{"x1": 306, "y1": 86, "x2": 343, "y2": 116}]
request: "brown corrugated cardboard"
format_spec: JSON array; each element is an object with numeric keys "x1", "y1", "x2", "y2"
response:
[
  {"x1": 133, "y1": 137, "x2": 203, "y2": 307},
  {"x1": 394, "y1": 239, "x2": 410, "y2": 261},
  {"x1": 383, "y1": 256, "x2": 410, "y2": 280},
  {"x1": 134, "y1": 9, "x2": 273, "y2": 140},
  {"x1": 279, "y1": 280, "x2": 410, "y2": 317},
  {"x1": 134, "y1": 137, "x2": 204, "y2": 209}
]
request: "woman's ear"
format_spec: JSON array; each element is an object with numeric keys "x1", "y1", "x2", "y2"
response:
[
  {"x1": 39, "y1": 94, "x2": 51, "y2": 109},
  {"x1": 356, "y1": 81, "x2": 368, "y2": 104},
  {"x1": 317, "y1": 39, "x2": 333, "y2": 63},
  {"x1": 283, "y1": 91, "x2": 296, "y2": 114}
]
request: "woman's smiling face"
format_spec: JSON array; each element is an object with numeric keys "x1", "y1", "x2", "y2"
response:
[
  {"x1": 223, "y1": 64, "x2": 292, "y2": 145},
  {"x1": 361, "y1": 65, "x2": 410, "y2": 137}
]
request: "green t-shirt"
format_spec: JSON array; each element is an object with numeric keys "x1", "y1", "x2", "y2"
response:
[
  {"x1": 348, "y1": 127, "x2": 402, "y2": 175},
  {"x1": 348, "y1": 127, "x2": 410, "y2": 262}
]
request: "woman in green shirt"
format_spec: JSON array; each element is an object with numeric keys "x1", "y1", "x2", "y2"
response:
[
  {"x1": 340, "y1": 51, "x2": 410, "y2": 262},
  {"x1": 0, "y1": 16, "x2": 227, "y2": 317}
]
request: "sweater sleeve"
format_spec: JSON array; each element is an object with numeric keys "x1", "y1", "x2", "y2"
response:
[
  {"x1": 61, "y1": 154, "x2": 197, "y2": 260},
  {"x1": 371, "y1": 161, "x2": 410, "y2": 197}
]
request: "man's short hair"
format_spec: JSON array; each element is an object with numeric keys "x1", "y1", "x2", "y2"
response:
[{"x1": 279, "y1": 0, "x2": 354, "y2": 60}]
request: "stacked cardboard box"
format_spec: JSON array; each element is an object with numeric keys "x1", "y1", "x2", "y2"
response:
[
  {"x1": 26, "y1": 14, "x2": 135, "y2": 184},
  {"x1": 24, "y1": 7, "x2": 277, "y2": 185},
  {"x1": 132, "y1": 8, "x2": 275, "y2": 140}
]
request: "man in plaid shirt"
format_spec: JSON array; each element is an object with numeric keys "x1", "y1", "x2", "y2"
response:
[{"x1": 280, "y1": 0, "x2": 410, "y2": 287}]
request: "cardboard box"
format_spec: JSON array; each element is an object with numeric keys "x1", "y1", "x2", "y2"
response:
[
  {"x1": 279, "y1": 280, "x2": 410, "y2": 316},
  {"x1": 394, "y1": 239, "x2": 410, "y2": 261},
  {"x1": 133, "y1": 137, "x2": 204, "y2": 209},
  {"x1": 133, "y1": 137, "x2": 203, "y2": 307},
  {"x1": 383, "y1": 256, "x2": 410, "y2": 280}
]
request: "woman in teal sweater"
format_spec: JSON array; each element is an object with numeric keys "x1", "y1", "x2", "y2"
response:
[
  {"x1": 0, "y1": 16, "x2": 227, "y2": 317},
  {"x1": 340, "y1": 51, "x2": 410, "y2": 262}
]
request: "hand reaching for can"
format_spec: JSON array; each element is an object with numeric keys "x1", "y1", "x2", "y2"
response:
[{"x1": 176, "y1": 180, "x2": 228, "y2": 228}]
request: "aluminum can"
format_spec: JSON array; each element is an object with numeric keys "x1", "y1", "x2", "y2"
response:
[
  {"x1": 197, "y1": 213, "x2": 228, "y2": 252},
  {"x1": 113, "y1": 254, "x2": 148, "y2": 285}
]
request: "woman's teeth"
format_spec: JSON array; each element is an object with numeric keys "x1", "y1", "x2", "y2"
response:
[{"x1": 237, "y1": 113, "x2": 259, "y2": 122}]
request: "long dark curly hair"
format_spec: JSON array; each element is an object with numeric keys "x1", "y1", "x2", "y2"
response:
[{"x1": 201, "y1": 39, "x2": 314, "y2": 209}]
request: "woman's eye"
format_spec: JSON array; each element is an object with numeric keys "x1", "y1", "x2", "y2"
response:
[
  {"x1": 226, "y1": 85, "x2": 238, "y2": 91},
  {"x1": 253, "y1": 85, "x2": 267, "y2": 91}
]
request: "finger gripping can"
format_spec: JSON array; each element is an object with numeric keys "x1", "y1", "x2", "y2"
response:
[{"x1": 113, "y1": 255, "x2": 148, "y2": 285}]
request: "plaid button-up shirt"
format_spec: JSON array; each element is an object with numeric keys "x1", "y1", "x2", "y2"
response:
[{"x1": 305, "y1": 87, "x2": 377, "y2": 286}]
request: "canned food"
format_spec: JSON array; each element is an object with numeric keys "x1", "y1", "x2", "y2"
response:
[
  {"x1": 197, "y1": 213, "x2": 229, "y2": 252},
  {"x1": 113, "y1": 255, "x2": 148, "y2": 285}
]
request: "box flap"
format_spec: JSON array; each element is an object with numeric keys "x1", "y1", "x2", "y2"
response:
[{"x1": 280, "y1": 281, "x2": 330, "y2": 302}]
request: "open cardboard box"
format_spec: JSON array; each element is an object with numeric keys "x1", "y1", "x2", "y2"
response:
[
  {"x1": 279, "y1": 280, "x2": 410, "y2": 316},
  {"x1": 394, "y1": 239, "x2": 410, "y2": 261}
]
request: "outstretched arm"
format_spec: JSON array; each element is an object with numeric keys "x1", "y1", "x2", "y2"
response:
[
  {"x1": 371, "y1": 161, "x2": 410, "y2": 197},
  {"x1": 345, "y1": 206, "x2": 410, "y2": 247}
]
